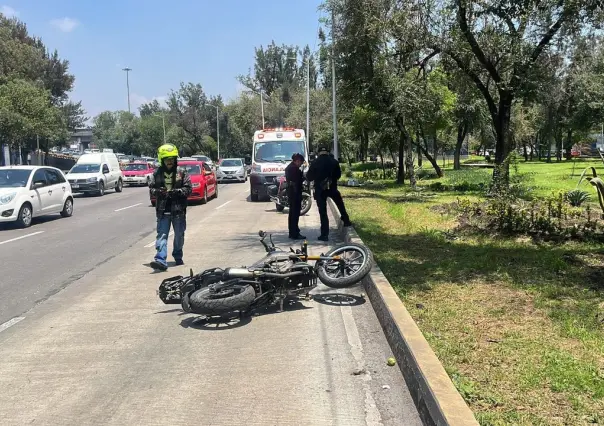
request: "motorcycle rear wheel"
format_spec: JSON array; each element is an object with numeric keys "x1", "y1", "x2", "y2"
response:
[
  {"x1": 300, "y1": 192, "x2": 312, "y2": 216},
  {"x1": 276, "y1": 203, "x2": 285, "y2": 212},
  {"x1": 317, "y1": 242, "x2": 374, "y2": 288},
  {"x1": 188, "y1": 281, "x2": 256, "y2": 316}
]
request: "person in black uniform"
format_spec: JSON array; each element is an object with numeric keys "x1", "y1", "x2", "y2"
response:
[
  {"x1": 306, "y1": 144, "x2": 352, "y2": 241},
  {"x1": 284, "y1": 153, "x2": 306, "y2": 240}
]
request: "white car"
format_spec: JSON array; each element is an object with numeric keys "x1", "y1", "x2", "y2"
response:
[
  {"x1": 216, "y1": 158, "x2": 247, "y2": 183},
  {"x1": 0, "y1": 166, "x2": 74, "y2": 228}
]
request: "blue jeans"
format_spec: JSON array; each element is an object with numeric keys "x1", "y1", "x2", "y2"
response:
[{"x1": 154, "y1": 214, "x2": 186, "y2": 266}]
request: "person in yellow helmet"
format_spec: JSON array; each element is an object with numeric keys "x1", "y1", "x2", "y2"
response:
[{"x1": 148, "y1": 143, "x2": 192, "y2": 271}]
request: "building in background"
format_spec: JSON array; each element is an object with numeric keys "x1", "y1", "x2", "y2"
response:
[{"x1": 68, "y1": 128, "x2": 93, "y2": 152}]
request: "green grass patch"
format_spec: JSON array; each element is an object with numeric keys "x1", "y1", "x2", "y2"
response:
[{"x1": 341, "y1": 180, "x2": 604, "y2": 425}]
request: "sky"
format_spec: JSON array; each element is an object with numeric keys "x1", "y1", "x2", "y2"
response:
[{"x1": 1, "y1": 0, "x2": 325, "y2": 123}]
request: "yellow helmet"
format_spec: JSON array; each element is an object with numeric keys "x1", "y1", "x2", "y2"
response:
[{"x1": 158, "y1": 144, "x2": 179, "y2": 163}]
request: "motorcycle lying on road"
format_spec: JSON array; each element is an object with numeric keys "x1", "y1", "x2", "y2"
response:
[
  {"x1": 158, "y1": 231, "x2": 374, "y2": 317},
  {"x1": 266, "y1": 177, "x2": 313, "y2": 216}
]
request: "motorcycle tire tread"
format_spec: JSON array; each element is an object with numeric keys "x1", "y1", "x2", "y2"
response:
[
  {"x1": 317, "y1": 243, "x2": 374, "y2": 289},
  {"x1": 187, "y1": 283, "x2": 256, "y2": 316}
]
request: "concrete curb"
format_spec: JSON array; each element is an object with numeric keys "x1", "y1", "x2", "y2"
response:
[{"x1": 328, "y1": 199, "x2": 479, "y2": 426}]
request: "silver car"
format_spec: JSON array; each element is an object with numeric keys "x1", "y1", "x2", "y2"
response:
[{"x1": 216, "y1": 158, "x2": 247, "y2": 183}]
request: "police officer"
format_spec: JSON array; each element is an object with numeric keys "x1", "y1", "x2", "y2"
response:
[
  {"x1": 148, "y1": 143, "x2": 192, "y2": 271},
  {"x1": 284, "y1": 152, "x2": 306, "y2": 240},
  {"x1": 306, "y1": 144, "x2": 352, "y2": 241}
]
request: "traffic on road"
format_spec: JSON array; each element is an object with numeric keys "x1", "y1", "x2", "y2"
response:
[{"x1": 0, "y1": 136, "x2": 422, "y2": 425}]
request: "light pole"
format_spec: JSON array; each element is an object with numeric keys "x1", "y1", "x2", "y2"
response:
[
  {"x1": 122, "y1": 67, "x2": 132, "y2": 113},
  {"x1": 260, "y1": 89, "x2": 265, "y2": 128},
  {"x1": 330, "y1": 5, "x2": 338, "y2": 160},
  {"x1": 154, "y1": 112, "x2": 166, "y2": 143}
]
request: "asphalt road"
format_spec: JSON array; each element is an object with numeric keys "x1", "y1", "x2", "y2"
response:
[{"x1": 0, "y1": 181, "x2": 421, "y2": 425}]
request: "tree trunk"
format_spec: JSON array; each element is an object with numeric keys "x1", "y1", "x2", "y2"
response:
[
  {"x1": 493, "y1": 92, "x2": 513, "y2": 182},
  {"x1": 415, "y1": 142, "x2": 443, "y2": 177},
  {"x1": 417, "y1": 132, "x2": 423, "y2": 167},
  {"x1": 454, "y1": 122, "x2": 467, "y2": 170},
  {"x1": 397, "y1": 130, "x2": 405, "y2": 184},
  {"x1": 523, "y1": 142, "x2": 528, "y2": 162},
  {"x1": 565, "y1": 129, "x2": 573, "y2": 160},
  {"x1": 405, "y1": 133, "x2": 416, "y2": 189}
]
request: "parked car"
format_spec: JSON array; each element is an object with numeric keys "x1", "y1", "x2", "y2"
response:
[
  {"x1": 66, "y1": 153, "x2": 124, "y2": 196},
  {"x1": 150, "y1": 160, "x2": 218, "y2": 206},
  {"x1": 122, "y1": 161, "x2": 155, "y2": 186},
  {"x1": 191, "y1": 154, "x2": 213, "y2": 168},
  {"x1": 0, "y1": 166, "x2": 74, "y2": 228},
  {"x1": 216, "y1": 158, "x2": 247, "y2": 183}
]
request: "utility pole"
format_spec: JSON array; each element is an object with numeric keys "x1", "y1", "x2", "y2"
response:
[
  {"x1": 306, "y1": 59, "x2": 310, "y2": 156},
  {"x1": 260, "y1": 90, "x2": 265, "y2": 128},
  {"x1": 331, "y1": 5, "x2": 338, "y2": 160},
  {"x1": 122, "y1": 67, "x2": 132, "y2": 113}
]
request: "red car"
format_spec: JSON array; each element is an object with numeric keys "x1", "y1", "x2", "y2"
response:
[
  {"x1": 122, "y1": 161, "x2": 156, "y2": 186},
  {"x1": 150, "y1": 160, "x2": 218, "y2": 206}
]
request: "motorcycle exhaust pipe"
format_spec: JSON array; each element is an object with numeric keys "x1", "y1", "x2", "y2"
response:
[{"x1": 223, "y1": 268, "x2": 254, "y2": 279}]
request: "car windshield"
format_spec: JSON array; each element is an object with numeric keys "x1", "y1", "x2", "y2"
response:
[
  {"x1": 0, "y1": 169, "x2": 32, "y2": 188},
  {"x1": 124, "y1": 163, "x2": 148, "y2": 171},
  {"x1": 254, "y1": 141, "x2": 305, "y2": 163},
  {"x1": 180, "y1": 164, "x2": 201, "y2": 175},
  {"x1": 70, "y1": 164, "x2": 100, "y2": 173},
  {"x1": 220, "y1": 160, "x2": 242, "y2": 167}
]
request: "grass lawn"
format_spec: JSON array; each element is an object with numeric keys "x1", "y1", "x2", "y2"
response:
[{"x1": 341, "y1": 160, "x2": 604, "y2": 425}]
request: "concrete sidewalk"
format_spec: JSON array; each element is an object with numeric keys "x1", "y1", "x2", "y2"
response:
[{"x1": 0, "y1": 187, "x2": 421, "y2": 425}]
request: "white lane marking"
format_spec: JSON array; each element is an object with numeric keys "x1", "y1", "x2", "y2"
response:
[
  {"x1": 0, "y1": 231, "x2": 44, "y2": 246},
  {"x1": 0, "y1": 316, "x2": 25, "y2": 333},
  {"x1": 144, "y1": 232, "x2": 171, "y2": 248},
  {"x1": 340, "y1": 299, "x2": 383, "y2": 425},
  {"x1": 114, "y1": 203, "x2": 142, "y2": 212},
  {"x1": 215, "y1": 200, "x2": 232, "y2": 210}
]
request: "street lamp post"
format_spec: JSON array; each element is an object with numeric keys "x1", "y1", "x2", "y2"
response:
[
  {"x1": 331, "y1": 6, "x2": 338, "y2": 160},
  {"x1": 122, "y1": 68, "x2": 132, "y2": 113},
  {"x1": 260, "y1": 90, "x2": 265, "y2": 128}
]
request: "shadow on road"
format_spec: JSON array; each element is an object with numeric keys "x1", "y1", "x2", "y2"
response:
[{"x1": 312, "y1": 293, "x2": 366, "y2": 307}]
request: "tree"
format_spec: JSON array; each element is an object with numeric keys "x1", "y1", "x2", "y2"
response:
[
  {"x1": 0, "y1": 79, "x2": 63, "y2": 148},
  {"x1": 426, "y1": 0, "x2": 603, "y2": 179},
  {"x1": 167, "y1": 82, "x2": 211, "y2": 154}
]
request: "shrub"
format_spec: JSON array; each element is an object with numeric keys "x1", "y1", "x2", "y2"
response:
[{"x1": 566, "y1": 189, "x2": 590, "y2": 207}]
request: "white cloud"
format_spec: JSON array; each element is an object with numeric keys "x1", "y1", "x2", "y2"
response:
[
  {"x1": 1, "y1": 5, "x2": 19, "y2": 17},
  {"x1": 50, "y1": 17, "x2": 80, "y2": 33}
]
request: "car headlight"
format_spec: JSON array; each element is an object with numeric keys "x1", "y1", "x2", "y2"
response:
[
  {"x1": 0, "y1": 192, "x2": 16, "y2": 205},
  {"x1": 238, "y1": 167, "x2": 244, "y2": 174},
  {"x1": 87, "y1": 177, "x2": 98, "y2": 182},
  {"x1": 252, "y1": 164, "x2": 261, "y2": 173}
]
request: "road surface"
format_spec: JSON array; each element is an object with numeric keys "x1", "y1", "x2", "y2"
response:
[{"x1": 0, "y1": 182, "x2": 421, "y2": 425}]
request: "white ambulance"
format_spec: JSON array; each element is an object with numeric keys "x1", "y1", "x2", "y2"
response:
[{"x1": 249, "y1": 127, "x2": 307, "y2": 202}]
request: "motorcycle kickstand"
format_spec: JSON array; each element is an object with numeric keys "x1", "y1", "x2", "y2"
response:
[{"x1": 278, "y1": 298, "x2": 285, "y2": 312}]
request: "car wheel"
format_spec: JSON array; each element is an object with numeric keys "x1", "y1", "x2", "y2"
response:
[
  {"x1": 212, "y1": 184, "x2": 218, "y2": 199},
  {"x1": 98, "y1": 181, "x2": 105, "y2": 196},
  {"x1": 115, "y1": 179, "x2": 123, "y2": 192},
  {"x1": 60, "y1": 198, "x2": 74, "y2": 218},
  {"x1": 16, "y1": 203, "x2": 32, "y2": 228},
  {"x1": 201, "y1": 186, "x2": 208, "y2": 204}
]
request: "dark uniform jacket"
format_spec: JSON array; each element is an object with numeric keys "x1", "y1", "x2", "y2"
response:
[
  {"x1": 148, "y1": 166, "x2": 192, "y2": 219},
  {"x1": 306, "y1": 154, "x2": 341, "y2": 192}
]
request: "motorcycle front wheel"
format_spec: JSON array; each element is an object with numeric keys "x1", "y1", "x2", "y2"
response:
[
  {"x1": 317, "y1": 242, "x2": 374, "y2": 288},
  {"x1": 276, "y1": 203, "x2": 285, "y2": 212},
  {"x1": 187, "y1": 281, "x2": 256, "y2": 316},
  {"x1": 300, "y1": 192, "x2": 312, "y2": 216}
]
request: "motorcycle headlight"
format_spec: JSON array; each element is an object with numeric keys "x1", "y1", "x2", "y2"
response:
[
  {"x1": 0, "y1": 192, "x2": 16, "y2": 205},
  {"x1": 87, "y1": 177, "x2": 98, "y2": 182}
]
